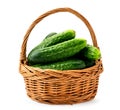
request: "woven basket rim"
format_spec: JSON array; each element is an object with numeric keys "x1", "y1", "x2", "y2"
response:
[{"x1": 20, "y1": 60, "x2": 103, "y2": 78}]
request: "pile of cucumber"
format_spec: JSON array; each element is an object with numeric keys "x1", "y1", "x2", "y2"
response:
[{"x1": 27, "y1": 29, "x2": 101, "y2": 70}]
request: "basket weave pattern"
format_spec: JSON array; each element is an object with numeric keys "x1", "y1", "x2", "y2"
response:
[{"x1": 19, "y1": 7, "x2": 103, "y2": 104}]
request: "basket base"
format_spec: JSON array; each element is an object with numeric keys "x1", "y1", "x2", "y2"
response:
[{"x1": 26, "y1": 91, "x2": 97, "y2": 104}]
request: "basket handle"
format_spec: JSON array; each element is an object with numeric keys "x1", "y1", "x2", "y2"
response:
[{"x1": 20, "y1": 7, "x2": 98, "y2": 63}]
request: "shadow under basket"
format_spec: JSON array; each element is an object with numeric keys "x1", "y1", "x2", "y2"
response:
[{"x1": 19, "y1": 7, "x2": 103, "y2": 104}]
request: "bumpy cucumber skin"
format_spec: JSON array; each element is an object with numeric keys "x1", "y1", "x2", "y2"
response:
[
  {"x1": 38, "y1": 29, "x2": 75, "y2": 48},
  {"x1": 32, "y1": 59, "x2": 86, "y2": 70},
  {"x1": 28, "y1": 30, "x2": 75, "y2": 58},
  {"x1": 28, "y1": 38, "x2": 87, "y2": 64},
  {"x1": 80, "y1": 45, "x2": 101, "y2": 60}
]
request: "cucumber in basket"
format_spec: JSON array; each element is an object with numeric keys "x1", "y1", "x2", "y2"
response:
[
  {"x1": 32, "y1": 59, "x2": 86, "y2": 70},
  {"x1": 75, "y1": 44, "x2": 101, "y2": 60},
  {"x1": 28, "y1": 29, "x2": 75, "y2": 58},
  {"x1": 39, "y1": 29, "x2": 75, "y2": 48},
  {"x1": 81, "y1": 45, "x2": 101, "y2": 60},
  {"x1": 84, "y1": 59, "x2": 95, "y2": 68},
  {"x1": 28, "y1": 38, "x2": 87, "y2": 64}
]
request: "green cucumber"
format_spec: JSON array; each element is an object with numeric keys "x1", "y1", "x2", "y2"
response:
[
  {"x1": 28, "y1": 38, "x2": 87, "y2": 64},
  {"x1": 32, "y1": 59, "x2": 86, "y2": 70},
  {"x1": 74, "y1": 44, "x2": 101, "y2": 60},
  {"x1": 39, "y1": 29, "x2": 75, "y2": 48},
  {"x1": 28, "y1": 29, "x2": 75, "y2": 57},
  {"x1": 80, "y1": 45, "x2": 101, "y2": 60},
  {"x1": 84, "y1": 59, "x2": 95, "y2": 68}
]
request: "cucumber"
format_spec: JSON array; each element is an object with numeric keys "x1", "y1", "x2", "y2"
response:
[
  {"x1": 84, "y1": 59, "x2": 95, "y2": 68},
  {"x1": 74, "y1": 44, "x2": 101, "y2": 60},
  {"x1": 32, "y1": 59, "x2": 86, "y2": 70},
  {"x1": 39, "y1": 29, "x2": 75, "y2": 48},
  {"x1": 28, "y1": 29, "x2": 75, "y2": 57},
  {"x1": 80, "y1": 45, "x2": 101, "y2": 60},
  {"x1": 44, "y1": 32, "x2": 57, "y2": 40},
  {"x1": 28, "y1": 38, "x2": 87, "y2": 64}
]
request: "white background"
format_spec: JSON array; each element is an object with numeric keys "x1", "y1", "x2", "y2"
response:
[{"x1": 0, "y1": 0, "x2": 120, "y2": 110}]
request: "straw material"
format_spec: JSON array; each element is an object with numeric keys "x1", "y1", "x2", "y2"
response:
[{"x1": 19, "y1": 7, "x2": 103, "y2": 104}]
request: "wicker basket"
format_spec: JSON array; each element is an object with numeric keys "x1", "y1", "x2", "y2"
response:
[{"x1": 19, "y1": 7, "x2": 103, "y2": 104}]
